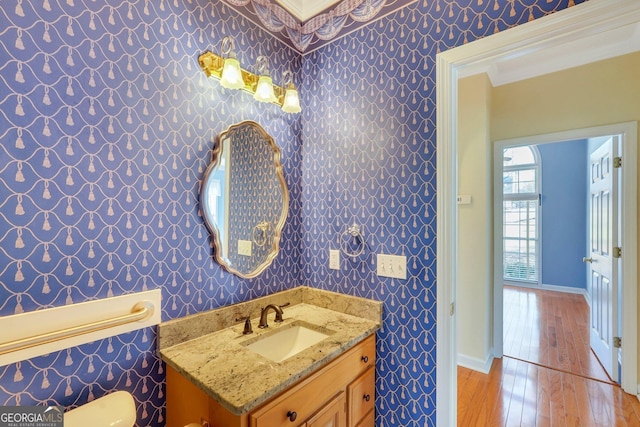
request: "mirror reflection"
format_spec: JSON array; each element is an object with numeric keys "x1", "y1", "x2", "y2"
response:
[{"x1": 200, "y1": 121, "x2": 289, "y2": 278}]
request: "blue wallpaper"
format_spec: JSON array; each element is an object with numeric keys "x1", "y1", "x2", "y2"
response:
[
  {"x1": 0, "y1": 0, "x2": 302, "y2": 424},
  {"x1": 539, "y1": 140, "x2": 588, "y2": 289},
  {"x1": 301, "y1": 0, "x2": 585, "y2": 425},
  {"x1": 0, "y1": 0, "x2": 585, "y2": 425}
]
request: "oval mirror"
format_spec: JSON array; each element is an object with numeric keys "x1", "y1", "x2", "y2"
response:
[{"x1": 200, "y1": 121, "x2": 289, "y2": 278}]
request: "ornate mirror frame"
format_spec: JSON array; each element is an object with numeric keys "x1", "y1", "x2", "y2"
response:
[{"x1": 200, "y1": 121, "x2": 289, "y2": 279}]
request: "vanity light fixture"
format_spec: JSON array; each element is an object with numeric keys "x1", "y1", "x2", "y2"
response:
[
  {"x1": 253, "y1": 56, "x2": 278, "y2": 104},
  {"x1": 198, "y1": 37, "x2": 301, "y2": 113},
  {"x1": 219, "y1": 36, "x2": 244, "y2": 89},
  {"x1": 281, "y1": 70, "x2": 301, "y2": 114}
]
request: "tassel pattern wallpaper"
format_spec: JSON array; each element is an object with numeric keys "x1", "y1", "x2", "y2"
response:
[{"x1": 0, "y1": 0, "x2": 583, "y2": 425}]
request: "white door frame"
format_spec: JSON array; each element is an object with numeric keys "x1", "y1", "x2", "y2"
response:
[
  {"x1": 436, "y1": 1, "x2": 640, "y2": 425},
  {"x1": 492, "y1": 124, "x2": 637, "y2": 375}
]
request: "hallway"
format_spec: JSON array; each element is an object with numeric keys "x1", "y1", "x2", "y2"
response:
[
  {"x1": 503, "y1": 286, "x2": 610, "y2": 383},
  {"x1": 457, "y1": 287, "x2": 640, "y2": 425},
  {"x1": 458, "y1": 357, "x2": 640, "y2": 426}
]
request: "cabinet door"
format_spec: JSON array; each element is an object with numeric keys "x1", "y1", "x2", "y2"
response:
[
  {"x1": 306, "y1": 393, "x2": 346, "y2": 427},
  {"x1": 354, "y1": 409, "x2": 374, "y2": 427},
  {"x1": 347, "y1": 367, "x2": 375, "y2": 427}
]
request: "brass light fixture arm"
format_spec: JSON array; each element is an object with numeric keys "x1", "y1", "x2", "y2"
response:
[{"x1": 198, "y1": 51, "x2": 287, "y2": 105}]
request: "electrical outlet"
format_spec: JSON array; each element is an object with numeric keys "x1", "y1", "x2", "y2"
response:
[
  {"x1": 376, "y1": 254, "x2": 407, "y2": 279},
  {"x1": 238, "y1": 240, "x2": 252, "y2": 256},
  {"x1": 329, "y1": 249, "x2": 340, "y2": 270}
]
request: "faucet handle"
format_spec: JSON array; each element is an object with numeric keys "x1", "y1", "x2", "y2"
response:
[
  {"x1": 236, "y1": 316, "x2": 253, "y2": 335},
  {"x1": 275, "y1": 302, "x2": 290, "y2": 322}
]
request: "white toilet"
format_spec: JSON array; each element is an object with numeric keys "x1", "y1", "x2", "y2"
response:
[
  {"x1": 64, "y1": 391, "x2": 202, "y2": 427},
  {"x1": 65, "y1": 391, "x2": 136, "y2": 427}
]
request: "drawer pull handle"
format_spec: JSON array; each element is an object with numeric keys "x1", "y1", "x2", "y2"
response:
[
  {"x1": 361, "y1": 355, "x2": 369, "y2": 363},
  {"x1": 287, "y1": 411, "x2": 297, "y2": 422},
  {"x1": 363, "y1": 394, "x2": 371, "y2": 402}
]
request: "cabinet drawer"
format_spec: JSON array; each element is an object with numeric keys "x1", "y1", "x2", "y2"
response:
[
  {"x1": 250, "y1": 335, "x2": 375, "y2": 427},
  {"x1": 343, "y1": 335, "x2": 376, "y2": 374},
  {"x1": 347, "y1": 367, "x2": 375, "y2": 426}
]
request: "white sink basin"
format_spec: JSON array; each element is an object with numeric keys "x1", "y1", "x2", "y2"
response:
[{"x1": 244, "y1": 322, "x2": 332, "y2": 363}]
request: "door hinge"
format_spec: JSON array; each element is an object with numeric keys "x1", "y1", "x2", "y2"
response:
[
  {"x1": 613, "y1": 157, "x2": 622, "y2": 168},
  {"x1": 614, "y1": 336, "x2": 622, "y2": 348},
  {"x1": 450, "y1": 302, "x2": 455, "y2": 316},
  {"x1": 613, "y1": 247, "x2": 622, "y2": 258}
]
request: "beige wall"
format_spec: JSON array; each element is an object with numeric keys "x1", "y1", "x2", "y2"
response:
[
  {"x1": 491, "y1": 52, "x2": 640, "y2": 140},
  {"x1": 457, "y1": 73, "x2": 493, "y2": 368},
  {"x1": 491, "y1": 51, "x2": 640, "y2": 380}
]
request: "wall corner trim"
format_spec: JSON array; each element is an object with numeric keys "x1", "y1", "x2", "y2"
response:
[{"x1": 457, "y1": 352, "x2": 494, "y2": 375}]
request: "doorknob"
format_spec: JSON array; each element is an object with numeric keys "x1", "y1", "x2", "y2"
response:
[{"x1": 582, "y1": 257, "x2": 593, "y2": 263}]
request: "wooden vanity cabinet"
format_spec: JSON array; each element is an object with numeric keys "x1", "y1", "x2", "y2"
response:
[{"x1": 166, "y1": 335, "x2": 376, "y2": 427}]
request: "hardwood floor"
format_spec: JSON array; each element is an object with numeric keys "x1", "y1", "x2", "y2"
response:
[
  {"x1": 458, "y1": 357, "x2": 640, "y2": 426},
  {"x1": 503, "y1": 285, "x2": 610, "y2": 383},
  {"x1": 457, "y1": 286, "x2": 640, "y2": 426}
]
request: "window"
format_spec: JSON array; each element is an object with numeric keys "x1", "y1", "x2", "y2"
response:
[{"x1": 503, "y1": 146, "x2": 540, "y2": 283}]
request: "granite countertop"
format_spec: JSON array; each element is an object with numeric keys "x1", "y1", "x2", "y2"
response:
[{"x1": 158, "y1": 287, "x2": 382, "y2": 415}]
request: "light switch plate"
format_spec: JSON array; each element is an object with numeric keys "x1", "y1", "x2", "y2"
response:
[
  {"x1": 238, "y1": 240, "x2": 252, "y2": 256},
  {"x1": 376, "y1": 254, "x2": 407, "y2": 279},
  {"x1": 329, "y1": 249, "x2": 340, "y2": 270},
  {"x1": 457, "y1": 195, "x2": 472, "y2": 205}
]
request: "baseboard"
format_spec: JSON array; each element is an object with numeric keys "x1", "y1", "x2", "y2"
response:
[
  {"x1": 539, "y1": 282, "x2": 586, "y2": 294},
  {"x1": 508, "y1": 282, "x2": 589, "y2": 304},
  {"x1": 540, "y1": 283, "x2": 589, "y2": 305},
  {"x1": 457, "y1": 352, "x2": 494, "y2": 374}
]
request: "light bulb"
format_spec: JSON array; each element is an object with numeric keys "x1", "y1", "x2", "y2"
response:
[
  {"x1": 282, "y1": 85, "x2": 301, "y2": 113},
  {"x1": 220, "y1": 56, "x2": 244, "y2": 89},
  {"x1": 254, "y1": 75, "x2": 278, "y2": 103}
]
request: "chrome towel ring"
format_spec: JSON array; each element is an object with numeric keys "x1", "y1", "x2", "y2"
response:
[
  {"x1": 339, "y1": 223, "x2": 365, "y2": 257},
  {"x1": 252, "y1": 221, "x2": 271, "y2": 247}
]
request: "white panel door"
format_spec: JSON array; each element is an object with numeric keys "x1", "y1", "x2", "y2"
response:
[{"x1": 588, "y1": 137, "x2": 618, "y2": 382}]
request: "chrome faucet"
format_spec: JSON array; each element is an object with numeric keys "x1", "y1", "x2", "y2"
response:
[{"x1": 258, "y1": 303, "x2": 289, "y2": 328}]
